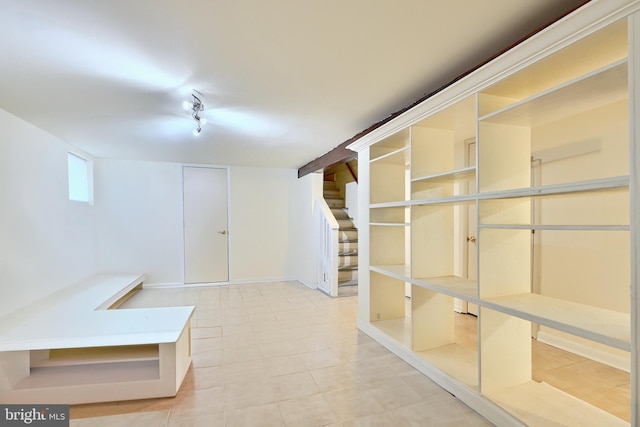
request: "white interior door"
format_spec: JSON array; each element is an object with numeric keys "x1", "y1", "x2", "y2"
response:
[{"x1": 183, "y1": 167, "x2": 229, "y2": 284}]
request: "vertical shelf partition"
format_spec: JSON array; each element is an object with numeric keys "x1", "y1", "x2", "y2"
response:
[
  {"x1": 356, "y1": 7, "x2": 639, "y2": 426},
  {"x1": 369, "y1": 130, "x2": 411, "y2": 346}
]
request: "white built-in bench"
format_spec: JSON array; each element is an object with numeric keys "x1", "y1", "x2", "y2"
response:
[{"x1": 0, "y1": 274, "x2": 194, "y2": 405}]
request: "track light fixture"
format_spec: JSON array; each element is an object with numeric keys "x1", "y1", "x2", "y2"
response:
[{"x1": 183, "y1": 91, "x2": 206, "y2": 136}]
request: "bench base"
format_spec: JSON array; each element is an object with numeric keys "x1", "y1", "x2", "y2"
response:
[{"x1": 0, "y1": 275, "x2": 194, "y2": 404}]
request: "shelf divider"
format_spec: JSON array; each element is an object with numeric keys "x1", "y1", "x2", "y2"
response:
[
  {"x1": 411, "y1": 166, "x2": 476, "y2": 183},
  {"x1": 483, "y1": 293, "x2": 630, "y2": 351}
]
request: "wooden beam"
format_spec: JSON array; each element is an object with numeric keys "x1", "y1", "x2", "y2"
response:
[
  {"x1": 345, "y1": 161, "x2": 358, "y2": 184},
  {"x1": 297, "y1": 0, "x2": 589, "y2": 179},
  {"x1": 297, "y1": 140, "x2": 357, "y2": 178},
  {"x1": 297, "y1": 115, "x2": 397, "y2": 178}
]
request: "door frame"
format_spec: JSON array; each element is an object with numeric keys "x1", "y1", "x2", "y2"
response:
[
  {"x1": 465, "y1": 138, "x2": 478, "y2": 316},
  {"x1": 181, "y1": 164, "x2": 231, "y2": 284},
  {"x1": 455, "y1": 138, "x2": 477, "y2": 314}
]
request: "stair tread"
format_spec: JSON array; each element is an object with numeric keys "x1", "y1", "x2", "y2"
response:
[
  {"x1": 332, "y1": 196, "x2": 358, "y2": 295},
  {"x1": 337, "y1": 279, "x2": 358, "y2": 294}
]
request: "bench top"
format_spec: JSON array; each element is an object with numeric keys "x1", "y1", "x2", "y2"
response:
[{"x1": 0, "y1": 274, "x2": 194, "y2": 352}]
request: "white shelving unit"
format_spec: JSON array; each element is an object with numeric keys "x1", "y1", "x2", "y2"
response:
[{"x1": 351, "y1": 2, "x2": 640, "y2": 426}]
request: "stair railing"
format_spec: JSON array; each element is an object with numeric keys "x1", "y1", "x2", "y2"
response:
[{"x1": 315, "y1": 196, "x2": 339, "y2": 296}]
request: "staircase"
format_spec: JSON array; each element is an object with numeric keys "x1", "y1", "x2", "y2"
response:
[{"x1": 323, "y1": 180, "x2": 358, "y2": 297}]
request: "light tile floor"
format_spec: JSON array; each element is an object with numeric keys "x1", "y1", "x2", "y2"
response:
[{"x1": 70, "y1": 281, "x2": 493, "y2": 426}]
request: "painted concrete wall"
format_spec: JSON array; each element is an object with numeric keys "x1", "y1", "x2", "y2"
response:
[
  {"x1": 531, "y1": 99, "x2": 630, "y2": 369},
  {"x1": 534, "y1": 100, "x2": 628, "y2": 313},
  {"x1": 230, "y1": 167, "x2": 317, "y2": 284},
  {"x1": 287, "y1": 171, "x2": 323, "y2": 288},
  {"x1": 94, "y1": 159, "x2": 185, "y2": 285},
  {"x1": 0, "y1": 109, "x2": 97, "y2": 317},
  {"x1": 97, "y1": 162, "x2": 318, "y2": 286},
  {"x1": 0, "y1": 108, "x2": 320, "y2": 317}
]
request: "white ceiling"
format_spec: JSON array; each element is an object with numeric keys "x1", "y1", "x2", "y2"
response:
[{"x1": 0, "y1": 0, "x2": 587, "y2": 169}]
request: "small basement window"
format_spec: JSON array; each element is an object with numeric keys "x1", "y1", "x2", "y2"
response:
[{"x1": 68, "y1": 152, "x2": 93, "y2": 203}]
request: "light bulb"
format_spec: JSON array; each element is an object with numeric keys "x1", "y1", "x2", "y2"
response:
[
  {"x1": 193, "y1": 128, "x2": 201, "y2": 136},
  {"x1": 200, "y1": 117, "x2": 207, "y2": 125},
  {"x1": 182, "y1": 100, "x2": 192, "y2": 111}
]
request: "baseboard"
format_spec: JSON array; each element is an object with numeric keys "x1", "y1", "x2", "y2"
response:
[
  {"x1": 144, "y1": 277, "x2": 320, "y2": 291},
  {"x1": 142, "y1": 282, "x2": 184, "y2": 289},
  {"x1": 228, "y1": 276, "x2": 320, "y2": 290},
  {"x1": 537, "y1": 330, "x2": 630, "y2": 373},
  {"x1": 317, "y1": 286, "x2": 331, "y2": 296},
  {"x1": 144, "y1": 281, "x2": 233, "y2": 289},
  {"x1": 229, "y1": 276, "x2": 298, "y2": 285},
  {"x1": 296, "y1": 278, "x2": 318, "y2": 290}
]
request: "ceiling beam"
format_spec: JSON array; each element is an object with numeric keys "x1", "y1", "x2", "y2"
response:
[
  {"x1": 296, "y1": 117, "x2": 393, "y2": 178},
  {"x1": 297, "y1": 0, "x2": 589, "y2": 179},
  {"x1": 297, "y1": 140, "x2": 355, "y2": 179}
]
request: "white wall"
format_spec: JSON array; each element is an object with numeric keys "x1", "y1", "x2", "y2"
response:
[
  {"x1": 345, "y1": 181, "x2": 358, "y2": 227},
  {"x1": 0, "y1": 109, "x2": 97, "y2": 318},
  {"x1": 229, "y1": 167, "x2": 318, "y2": 284},
  {"x1": 95, "y1": 161, "x2": 318, "y2": 286},
  {"x1": 0, "y1": 109, "x2": 320, "y2": 314},
  {"x1": 534, "y1": 100, "x2": 628, "y2": 312},
  {"x1": 94, "y1": 159, "x2": 185, "y2": 285},
  {"x1": 531, "y1": 99, "x2": 629, "y2": 370},
  {"x1": 287, "y1": 172, "x2": 323, "y2": 288}
]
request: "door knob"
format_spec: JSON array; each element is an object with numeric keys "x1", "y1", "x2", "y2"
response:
[
  {"x1": 467, "y1": 236, "x2": 476, "y2": 243},
  {"x1": 218, "y1": 230, "x2": 227, "y2": 235}
]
